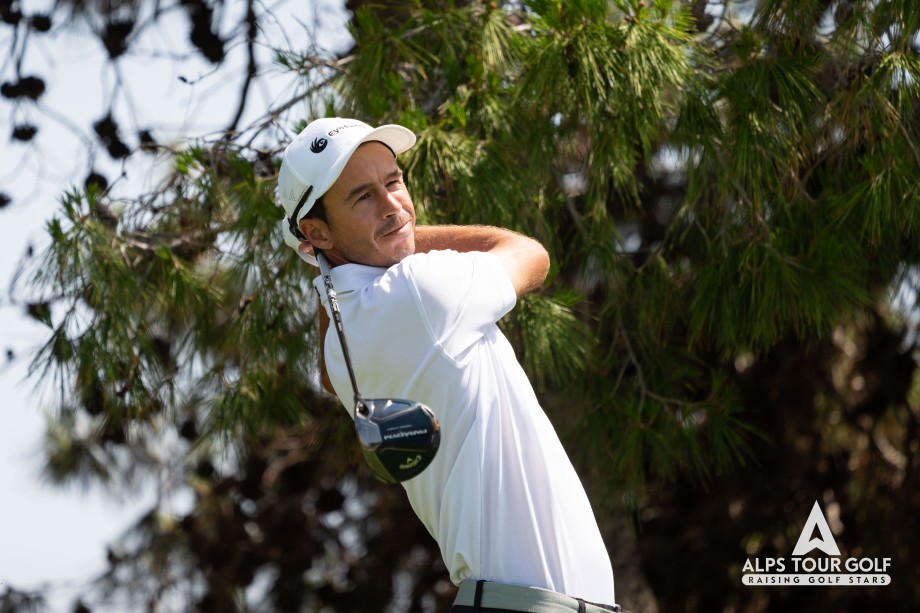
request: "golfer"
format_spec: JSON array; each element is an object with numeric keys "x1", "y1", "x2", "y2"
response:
[{"x1": 277, "y1": 117, "x2": 620, "y2": 613}]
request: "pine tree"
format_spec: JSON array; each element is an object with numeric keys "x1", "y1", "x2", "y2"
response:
[{"x1": 10, "y1": 1, "x2": 920, "y2": 611}]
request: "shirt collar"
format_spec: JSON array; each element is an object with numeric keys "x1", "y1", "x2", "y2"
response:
[{"x1": 311, "y1": 262, "x2": 385, "y2": 305}]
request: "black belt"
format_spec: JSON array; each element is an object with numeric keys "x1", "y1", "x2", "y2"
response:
[{"x1": 453, "y1": 580, "x2": 622, "y2": 613}]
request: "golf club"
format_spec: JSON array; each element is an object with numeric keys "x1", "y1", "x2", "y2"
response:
[{"x1": 315, "y1": 250, "x2": 441, "y2": 484}]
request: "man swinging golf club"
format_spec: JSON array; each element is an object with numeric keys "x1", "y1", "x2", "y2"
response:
[{"x1": 277, "y1": 117, "x2": 620, "y2": 613}]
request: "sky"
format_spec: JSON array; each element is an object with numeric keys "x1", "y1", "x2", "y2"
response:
[{"x1": 0, "y1": 1, "x2": 350, "y2": 609}]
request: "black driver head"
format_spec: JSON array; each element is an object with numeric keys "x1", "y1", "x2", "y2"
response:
[{"x1": 354, "y1": 398, "x2": 441, "y2": 484}]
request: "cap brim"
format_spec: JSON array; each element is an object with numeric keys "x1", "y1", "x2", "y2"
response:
[
  {"x1": 314, "y1": 124, "x2": 417, "y2": 199},
  {"x1": 358, "y1": 124, "x2": 417, "y2": 156}
]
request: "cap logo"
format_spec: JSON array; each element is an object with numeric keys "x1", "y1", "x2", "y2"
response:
[
  {"x1": 310, "y1": 137, "x2": 328, "y2": 153},
  {"x1": 327, "y1": 123, "x2": 364, "y2": 137}
]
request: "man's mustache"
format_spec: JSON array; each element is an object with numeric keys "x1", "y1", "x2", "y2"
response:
[{"x1": 376, "y1": 217, "x2": 411, "y2": 239}]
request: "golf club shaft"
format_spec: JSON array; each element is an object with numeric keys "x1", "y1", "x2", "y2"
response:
[{"x1": 316, "y1": 250, "x2": 363, "y2": 408}]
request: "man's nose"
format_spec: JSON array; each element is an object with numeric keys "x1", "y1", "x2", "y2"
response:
[{"x1": 379, "y1": 187, "x2": 402, "y2": 215}]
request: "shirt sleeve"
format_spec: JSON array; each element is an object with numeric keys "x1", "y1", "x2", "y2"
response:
[{"x1": 401, "y1": 250, "x2": 516, "y2": 360}]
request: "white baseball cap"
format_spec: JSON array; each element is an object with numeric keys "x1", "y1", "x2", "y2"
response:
[{"x1": 276, "y1": 117, "x2": 417, "y2": 265}]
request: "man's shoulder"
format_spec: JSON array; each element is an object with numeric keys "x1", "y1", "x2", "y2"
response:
[
  {"x1": 396, "y1": 249, "x2": 497, "y2": 277},
  {"x1": 401, "y1": 248, "x2": 465, "y2": 265},
  {"x1": 397, "y1": 249, "x2": 513, "y2": 313},
  {"x1": 394, "y1": 250, "x2": 500, "y2": 293}
]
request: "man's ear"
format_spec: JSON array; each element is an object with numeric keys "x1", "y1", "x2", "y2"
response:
[{"x1": 299, "y1": 218, "x2": 334, "y2": 250}]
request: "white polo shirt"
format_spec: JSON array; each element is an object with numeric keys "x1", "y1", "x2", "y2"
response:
[{"x1": 313, "y1": 249, "x2": 615, "y2": 604}]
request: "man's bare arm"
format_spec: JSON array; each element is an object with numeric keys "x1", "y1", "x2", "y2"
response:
[{"x1": 414, "y1": 225, "x2": 550, "y2": 297}]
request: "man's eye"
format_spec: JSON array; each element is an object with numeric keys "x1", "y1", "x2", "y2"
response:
[{"x1": 356, "y1": 192, "x2": 371, "y2": 202}]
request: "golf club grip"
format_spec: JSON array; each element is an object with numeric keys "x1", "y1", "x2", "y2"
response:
[{"x1": 316, "y1": 251, "x2": 362, "y2": 406}]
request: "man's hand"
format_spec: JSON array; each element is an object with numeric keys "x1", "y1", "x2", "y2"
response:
[{"x1": 414, "y1": 225, "x2": 550, "y2": 297}]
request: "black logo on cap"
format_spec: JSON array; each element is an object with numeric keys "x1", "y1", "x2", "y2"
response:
[{"x1": 310, "y1": 137, "x2": 328, "y2": 153}]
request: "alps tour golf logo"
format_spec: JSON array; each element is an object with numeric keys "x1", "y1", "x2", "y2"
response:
[{"x1": 742, "y1": 501, "x2": 891, "y2": 587}]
